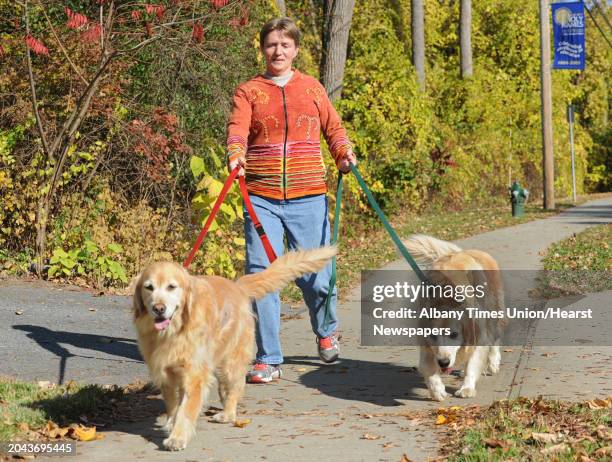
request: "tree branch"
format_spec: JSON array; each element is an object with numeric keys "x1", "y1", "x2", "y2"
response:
[
  {"x1": 24, "y1": 0, "x2": 52, "y2": 161},
  {"x1": 39, "y1": 5, "x2": 89, "y2": 86}
]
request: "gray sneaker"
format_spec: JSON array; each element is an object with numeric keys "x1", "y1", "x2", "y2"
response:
[
  {"x1": 246, "y1": 363, "x2": 282, "y2": 384},
  {"x1": 317, "y1": 334, "x2": 339, "y2": 363}
]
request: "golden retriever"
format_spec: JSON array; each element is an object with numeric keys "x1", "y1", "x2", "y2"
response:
[
  {"x1": 401, "y1": 235, "x2": 505, "y2": 401},
  {"x1": 132, "y1": 246, "x2": 336, "y2": 450}
]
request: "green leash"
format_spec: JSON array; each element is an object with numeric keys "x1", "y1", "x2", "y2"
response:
[
  {"x1": 322, "y1": 164, "x2": 429, "y2": 331},
  {"x1": 322, "y1": 173, "x2": 343, "y2": 330}
]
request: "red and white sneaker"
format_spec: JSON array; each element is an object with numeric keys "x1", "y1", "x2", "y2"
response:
[{"x1": 246, "y1": 363, "x2": 282, "y2": 384}]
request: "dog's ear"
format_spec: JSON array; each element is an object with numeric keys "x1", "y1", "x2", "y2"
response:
[
  {"x1": 462, "y1": 319, "x2": 480, "y2": 346},
  {"x1": 132, "y1": 275, "x2": 147, "y2": 319}
]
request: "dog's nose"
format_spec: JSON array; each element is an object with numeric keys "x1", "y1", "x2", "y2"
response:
[
  {"x1": 438, "y1": 358, "x2": 450, "y2": 368},
  {"x1": 152, "y1": 303, "x2": 166, "y2": 316}
]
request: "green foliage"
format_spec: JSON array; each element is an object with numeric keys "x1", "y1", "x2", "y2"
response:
[
  {"x1": 48, "y1": 241, "x2": 128, "y2": 284},
  {"x1": 189, "y1": 151, "x2": 245, "y2": 278}
]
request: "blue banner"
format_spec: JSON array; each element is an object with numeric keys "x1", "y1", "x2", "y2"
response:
[{"x1": 552, "y1": 1, "x2": 586, "y2": 70}]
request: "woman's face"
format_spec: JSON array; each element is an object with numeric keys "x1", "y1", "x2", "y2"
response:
[{"x1": 262, "y1": 30, "x2": 299, "y2": 76}]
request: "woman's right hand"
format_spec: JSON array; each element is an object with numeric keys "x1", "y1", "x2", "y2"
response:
[{"x1": 228, "y1": 157, "x2": 246, "y2": 177}]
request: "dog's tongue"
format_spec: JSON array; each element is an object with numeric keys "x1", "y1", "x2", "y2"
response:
[
  {"x1": 442, "y1": 367, "x2": 453, "y2": 374},
  {"x1": 154, "y1": 318, "x2": 171, "y2": 331}
]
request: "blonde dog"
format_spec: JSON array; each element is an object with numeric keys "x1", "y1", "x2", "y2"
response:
[
  {"x1": 402, "y1": 235, "x2": 505, "y2": 401},
  {"x1": 132, "y1": 246, "x2": 336, "y2": 450}
]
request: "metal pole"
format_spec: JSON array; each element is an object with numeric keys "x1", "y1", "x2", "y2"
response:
[
  {"x1": 568, "y1": 104, "x2": 577, "y2": 203},
  {"x1": 540, "y1": 0, "x2": 555, "y2": 209}
]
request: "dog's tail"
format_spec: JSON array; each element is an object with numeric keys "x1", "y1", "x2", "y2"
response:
[
  {"x1": 401, "y1": 234, "x2": 462, "y2": 266},
  {"x1": 237, "y1": 246, "x2": 337, "y2": 300}
]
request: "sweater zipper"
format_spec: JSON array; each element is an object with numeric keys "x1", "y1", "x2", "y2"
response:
[{"x1": 281, "y1": 86, "x2": 288, "y2": 200}]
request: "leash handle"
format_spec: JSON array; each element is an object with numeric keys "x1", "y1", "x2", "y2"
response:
[
  {"x1": 183, "y1": 167, "x2": 239, "y2": 268},
  {"x1": 239, "y1": 175, "x2": 278, "y2": 263}
]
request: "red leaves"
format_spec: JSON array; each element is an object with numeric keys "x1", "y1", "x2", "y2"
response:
[
  {"x1": 81, "y1": 23, "x2": 102, "y2": 44},
  {"x1": 211, "y1": 0, "x2": 229, "y2": 10},
  {"x1": 25, "y1": 35, "x2": 49, "y2": 56},
  {"x1": 229, "y1": 6, "x2": 250, "y2": 28},
  {"x1": 129, "y1": 108, "x2": 191, "y2": 183},
  {"x1": 145, "y1": 4, "x2": 166, "y2": 20},
  {"x1": 65, "y1": 7, "x2": 88, "y2": 29},
  {"x1": 192, "y1": 22, "x2": 204, "y2": 43},
  {"x1": 131, "y1": 10, "x2": 142, "y2": 21},
  {"x1": 0, "y1": 44, "x2": 5, "y2": 57}
]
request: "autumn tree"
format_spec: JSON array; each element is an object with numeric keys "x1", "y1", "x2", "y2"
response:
[
  {"x1": 411, "y1": 0, "x2": 425, "y2": 89},
  {"x1": 320, "y1": 0, "x2": 355, "y2": 101},
  {"x1": 5, "y1": 0, "x2": 252, "y2": 274},
  {"x1": 460, "y1": 0, "x2": 473, "y2": 78}
]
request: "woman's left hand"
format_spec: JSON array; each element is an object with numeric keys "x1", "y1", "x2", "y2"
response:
[{"x1": 338, "y1": 149, "x2": 357, "y2": 173}]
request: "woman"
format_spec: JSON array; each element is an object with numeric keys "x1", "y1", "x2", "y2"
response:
[{"x1": 227, "y1": 17, "x2": 356, "y2": 383}]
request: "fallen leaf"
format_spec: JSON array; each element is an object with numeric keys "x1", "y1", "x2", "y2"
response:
[
  {"x1": 233, "y1": 419, "x2": 251, "y2": 428},
  {"x1": 18, "y1": 422, "x2": 29, "y2": 432},
  {"x1": 484, "y1": 438, "x2": 507, "y2": 448},
  {"x1": 400, "y1": 454, "x2": 413, "y2": 462},
  {"x1": 296, "y1": 368, "x2": 306, "y2": 372},
  {"x1": 585, "y1": 397, "x2": 612, "y2": 409},
  {"x1": 594, "y1": 446, "x2": 612, "y2": 457},
  {"x1": 541, "y1": 352, "x2": 555, "y2": 357},
  {"x1": 540, "y1": 443, "x2": 568, "y2": 455},
  {"x1": 361, "y1": 433, "x2": 382, "y2": 440},
  {"x1": 503, "y1": 348, "x2": 514, "y2": 352},
  {"x1": 15, "y1": 310, "x2": 24, "y2": 315},
  {"x1": 72, "y1": 425, "x2": 97, "y2": 441},
  {"x1": 531, "y1": 432, "x2": 558, "y2": 444},
  {"x1": 435, "y1": 415, "x2": 447, "y2": 425}
]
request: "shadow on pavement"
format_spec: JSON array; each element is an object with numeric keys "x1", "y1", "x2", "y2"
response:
[
  {"x1": 284, "y1": 356, "x2": 431, "y2": 406},
  {"x1": 13, "y1": 325, "x2": 142, "y2": 384}
]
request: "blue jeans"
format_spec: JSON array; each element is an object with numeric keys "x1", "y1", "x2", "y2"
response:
[{"x1": 244, "y1": 193, "x2": 338, "y2": 365}]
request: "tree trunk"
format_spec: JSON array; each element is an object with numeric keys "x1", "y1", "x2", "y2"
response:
[
  {"x1": 320, "y1": 0, "x2": 355, "y2": 102},
  {"x1": 411, "y1": 0, "x2": 425, "y2": 90},
  {"x1": 460, "y1": 0, "x2": 473, "y2": 78},
  {"x1": 275, "y1": 0, "x2": 286, "y2": 16}
]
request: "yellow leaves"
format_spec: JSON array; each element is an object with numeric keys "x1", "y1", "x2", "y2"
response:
[
  {"x1": 435, "y1": 405, "x2": 463, "y2": 426},
  {"x1": 585, "y1": 396, "x2": 612, "y2": 410},
  {"x1": 72, "y1": 425, "x2": 98, "y2": 441},
  {"x1": 435, "y1": 414, "x2": 448, "y2": 425},
  {"x1": 44, "y1": 422, "x2": 103, "y2": 441},
  {"x1": 233, "y1": 419, "x2": 251, "y2": 428}
]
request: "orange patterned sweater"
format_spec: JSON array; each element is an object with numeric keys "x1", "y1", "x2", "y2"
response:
[{"x1": 227, "y1": 70, "x2": 352, "y2": 200}]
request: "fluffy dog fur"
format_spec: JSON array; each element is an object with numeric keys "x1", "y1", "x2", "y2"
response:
[
  {"x1": 402, "y1": 235, "x2": 505, "y2": 401},
  {"x1": 133, "y1": 246, "x2": 336, "y2": 450}
]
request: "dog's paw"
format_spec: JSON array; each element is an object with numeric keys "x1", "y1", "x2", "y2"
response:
[
  {"x1": 163, "y1": 436, "x2": 187, "y2": 451},
  {"x1": 486, "y1": 362, "x2": 500, "y2": 375},
  {"x1": 210, "y1": 411, "x2": 235, "y2": 424},
  {"x1": 430, "y1": 388, "x2": 449, "y2": 402},
  {"x1": 162, "y1": 416, "x2": 175, "y2": 433},
  {"x1": 454, "y1": 386, "x2": 476, "y2": 398}
]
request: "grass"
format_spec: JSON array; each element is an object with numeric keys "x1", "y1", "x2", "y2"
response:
[
  {"x1": 0, "y1": 378, "x2": 160, "y2": 442},
  {"x1": 539, "y1": 224, "x2": 611, "y2": 295},
  {"x1": 281, "y1": 193, "x2": 610, "y2": 303},
  {"x1": 437, "y1": 397, "x2": 612, "y2": 461}
]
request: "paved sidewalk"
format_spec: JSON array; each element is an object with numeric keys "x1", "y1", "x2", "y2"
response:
[{"x1": 1, "y1": 197, "x2": 610, "y2": 462}]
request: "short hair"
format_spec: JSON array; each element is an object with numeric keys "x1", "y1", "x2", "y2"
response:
[{"x1": 259, "y1": 17, "x2": 301, "y2": 49}]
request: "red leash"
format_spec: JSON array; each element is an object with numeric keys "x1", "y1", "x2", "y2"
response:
[
  {"x1": 183, "y1": 168, "x2": 277, "y2": 268},
  {"x1": 238, "y1": 175, "x2": 277, "y2": 263}
]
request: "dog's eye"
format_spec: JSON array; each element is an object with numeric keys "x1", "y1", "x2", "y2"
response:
[
  {"x1": 143, "y1": 283, "x2": 154, "y2": 291},
  {"x1": 167, "y1": 283, "x2": 177, "y2": 291},
  {"x1": 449, "y1": 331, "x2": 458, "y2": 340}
]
